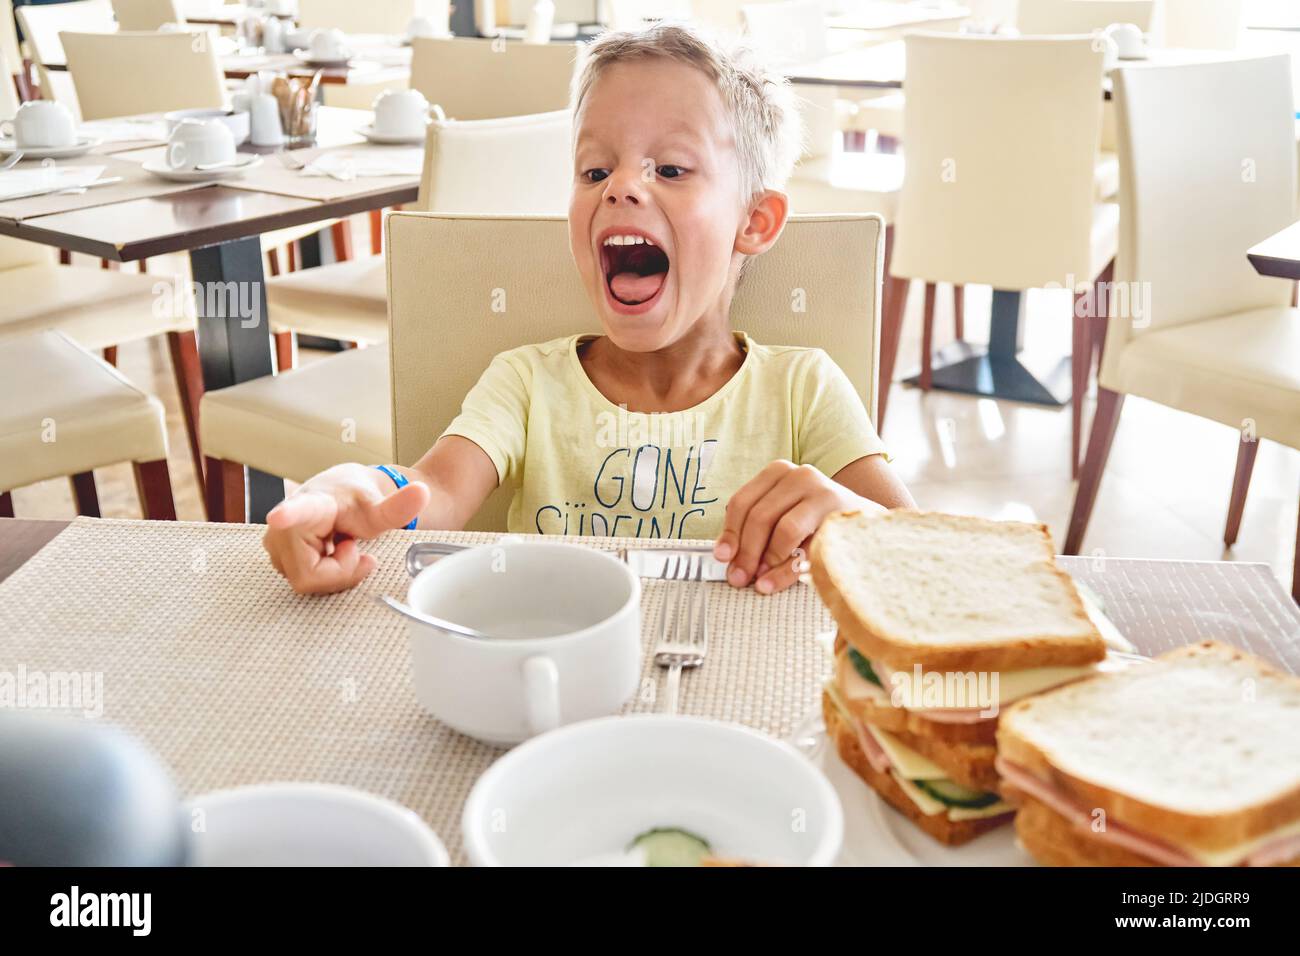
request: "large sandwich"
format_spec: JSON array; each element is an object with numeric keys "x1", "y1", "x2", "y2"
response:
[
  {"x1": 997, "y1": 641, "x2": 1300, "y2": 867},
  {"x1": 810, "y1": 510, "x2": 1121, "y2": 846}
]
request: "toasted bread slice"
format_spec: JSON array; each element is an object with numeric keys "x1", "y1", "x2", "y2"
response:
[
  {"x1": 824, "y1": 693, "x2": 1013, "y2": 846},
  {"x1": 811, "y1": 510, "x2": 1105, "y2": 672},
  {"x1": 844, "y1": 691, "x2": 999, "y2": 747},
  {"x1": 998, "y1": 641, "x2": 1300, "y2": 854}
]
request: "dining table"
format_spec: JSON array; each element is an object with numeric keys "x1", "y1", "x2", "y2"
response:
[
  {"x1": 1247, "y1": 219, "x2": 1300, "y2": 281},
  {"x1": 0, "y1": 106, "x2": 422, "y2": 522},
  {"x1": 0, "y1": 515, "x2": 1297, "y2": 865}
]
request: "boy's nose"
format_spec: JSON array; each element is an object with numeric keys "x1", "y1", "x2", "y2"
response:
[{"x1": 602, "y1": 169, "x2": 649, "y2": 206}]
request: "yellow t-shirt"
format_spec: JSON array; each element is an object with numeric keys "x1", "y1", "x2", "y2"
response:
[{"x1": 440, "y1": 332, "x2": 887, "y2": 540}]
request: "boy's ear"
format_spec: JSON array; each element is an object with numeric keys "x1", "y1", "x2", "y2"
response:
[{"x1": 735, "y1": 189, "x2": 789, "y2": 257}]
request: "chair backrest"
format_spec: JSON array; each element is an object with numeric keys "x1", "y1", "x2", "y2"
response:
[
  {"x1": 61, "y1": 30, "x2": 224, "y2": 120},
  {"x1": 1017, "y1": 0, "x2": 1154, "y2": 35},
  {"x1": 1, "y1": 0, "x2": 22, "y2": 84},
  {"x1": 111, "y1": 0, "x2": 184, "y2": 30},
  {"x1": 296, "y1": 0, "x2": 419, "y2": 36},
  {"x1": 16, "y1": 0, "x2": 117, "y2": 118},
  {"x1": 387, "y1": 212, "x2": 884, "y2": 531},
  {"x1": 0, "y1": 43, "x2": 17, "y2": 118},
  {"x1": 415, "y1": 109, "x2": 572, "y2": 213},
  {"x1": 1098, "y1": 55, "x2": 1296, "y2": 385},
  {"x1": 409, "y1": 36, "x2": 581, "y2": 120},
  {"x1": 892, "y1": 33, "x2": 1105, "y2": 288},
  {"x1": 1157, "y1": 0, "x2": 1244, "y2": 50}
]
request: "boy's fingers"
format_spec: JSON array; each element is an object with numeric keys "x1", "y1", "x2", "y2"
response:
[
  {"x1": 292, "y1": 539, "x2": 376, "y2": 595},
  {"x1": 267, "y1": 492, "x2": 337, "y2": 534},
  {"x1": 716, "y1": 462, "x2": 790, "y2": 562},
  {"x1": 345, "y1": 481, "x2": 430, "y2": 539},
  {"x1": 754, "y1": 559, "x2": 801, "y2": 596},
  {"x1": 760, "y1": 504, "x2": 821, "y2": 571},
  {"x1": 731, "y1": 475, "x2": 805, "y2": 587}
]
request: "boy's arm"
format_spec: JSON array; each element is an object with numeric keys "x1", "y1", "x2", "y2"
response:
[
  {"x1": 713, "y1": 453, "x2": 915, "y2": 596},
  {"x1": 263, "y1": 435, "x2": 498, "y2": 595}
]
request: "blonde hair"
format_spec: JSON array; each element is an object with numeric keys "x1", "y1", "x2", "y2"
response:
[{"x1": 571, "y1": 22, "x2": 804, "y2": 205}]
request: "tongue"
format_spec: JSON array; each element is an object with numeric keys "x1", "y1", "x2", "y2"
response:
[{"x1": 610, "y1": 271, "x2": 665, "y2": 304}]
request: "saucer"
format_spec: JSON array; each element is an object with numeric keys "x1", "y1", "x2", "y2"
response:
[
  {"x1": 142, "y1": 153, "x2": 263, "y2": 182},
  {"x1": 293, "y1": 49, "x2": 353, "y2": 68},
  {"x1": 0, "y1": 135, "x2": 102, "y2": 159},
  {"x1": 358, "y1": 123, "x2": 428, "y2": 146}
]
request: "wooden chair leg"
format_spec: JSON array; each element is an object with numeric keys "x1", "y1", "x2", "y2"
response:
[
  {"x1": 287, "y1": 241, "x2": 299, "y2": 272},
  {"x1": 920, "y1": 282, "x2": 937, "y2": 391},
  {"x1": 0, "y1": 491, "x2": 13, "y2": 518},
  {"x1": 369, "y1": 208, "x2": 384, "y2": 255},
  {"x1": 275, "y1": 331, "x2": 295, "y2": 372},
  {"x1": 132, "y1": 459, "x2": 177, "y2": 520},
  {"x1": 59, "y1": 249, "x2": 72, "y2": 265},
  {"x1": 1071, "y1": 303, "x2": 1089, "y2": 480},
  {"x1": 952, "y1": 284, "x2": 965, "y2": 340},
  {"x1": 166, "y1": 330, "x2": 206, "y2": 499},
  {"x1": 204, "y1": 457, "x2": 246, "y2": 523},
  {"x1": 267, "y1": 247, "x2": 282, "y2": 278},
  {"x1": 1224, "y1": 435, "x2": 1259, "y2": 547},
  {"x1": 102, "y1": 345, "x2": 118, "y2": 367},
  {"x1": 1064, "y1": 388, "x2": 1125, "y2": 555},
  {"x1": 69, "y1": 471, "x2": 101, "y2": 517},
  {"x1": 331, "y1": 219, "x2": 354, "y2": 261},
  {"x1": 877, "y1": 224, "x2": 908, "y2": 434}
]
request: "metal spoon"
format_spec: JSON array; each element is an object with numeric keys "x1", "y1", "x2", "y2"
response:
[{"x1": 375, "y1": 594, "x2": 492, "y2": 641}]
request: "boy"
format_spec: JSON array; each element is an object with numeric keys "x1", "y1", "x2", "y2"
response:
[{"x1": 264, "y1": 23, "x2": 914, "y2": 596}]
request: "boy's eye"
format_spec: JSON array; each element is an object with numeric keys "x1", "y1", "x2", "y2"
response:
[
  {"x1": 656, "y1": 165, "x2": 686, "y2": 179},
  {"x1": 583, "y1": 169, "x2": 610, "y2": 183}
]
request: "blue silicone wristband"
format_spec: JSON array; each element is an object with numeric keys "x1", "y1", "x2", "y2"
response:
[{"x1": 374, "y1": 465, "x2": 418, "y2": 530}]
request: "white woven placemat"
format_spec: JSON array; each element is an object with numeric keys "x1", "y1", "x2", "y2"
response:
[{"x1": 0, "y1": 518, "x2": 834, "y2": 865}]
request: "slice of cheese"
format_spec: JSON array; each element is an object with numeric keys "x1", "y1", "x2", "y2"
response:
[
  {"x1": 892, "y1": 773, "x2": 948, "y2": 816},
  {"x1": 1170, "y1": 816, "x2": 1300, "y2": 868},
  {"x1": 875, "y1": 659, "x2": 1099, "y2": 709},
  {"x1": 865, "y1": 725, "x2": 948, "y2": 780},
  {"x1": 949, "y1": 801, "x2": 1015, "y2": 821}
]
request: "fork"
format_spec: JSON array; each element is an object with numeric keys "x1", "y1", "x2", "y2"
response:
[{"x1": 653, "y1": 553, "x2": 709, "y2": 715}]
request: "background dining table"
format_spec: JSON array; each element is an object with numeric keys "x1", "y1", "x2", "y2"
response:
[
  {"x1": 0, "y1": 516, "x2": 1297, "y2": 865},
  {"x1": 1248, "y1": 219, "x2": 1300, "y2": 280},
  {"x1": 0, "y1": 106, "x2": 422, "y2": 521}
]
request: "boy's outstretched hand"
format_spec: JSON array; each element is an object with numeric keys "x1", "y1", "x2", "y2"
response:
[
  {"x1": 263, "y1": 464, "x2": 430, "y2": 595},
  {"x1": 713, "y1": 459, "x2": 891, "y2": 595}
]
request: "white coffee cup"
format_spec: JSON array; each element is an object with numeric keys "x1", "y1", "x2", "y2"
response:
[
  {"x1": 372, "y1": 88, "x2": 433, "y2": 137},
  {"x1": 1, "y1": 100, "x2": 77, "y2": 149},
  {"x1": 1105, "y1": 22, "x2": 1145, "y2": 59},
  {"x1": 165, "y1": 118, "x2": 236, "y2": 170},
  {"x1": 307, "y1": 27, "x2": 347, "y2": 61},
  {"x1": 405, "y1": 540, "x2": 642, "y2": 745}
]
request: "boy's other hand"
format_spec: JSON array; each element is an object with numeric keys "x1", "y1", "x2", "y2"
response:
[
  {"x1": 713, "y1": 460, "x2": 883, "y2": 596},
  {"x1": 262, "y1": 464, "x2": 430, "y2": 595}
]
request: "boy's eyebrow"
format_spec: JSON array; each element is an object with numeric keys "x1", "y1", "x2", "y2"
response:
[{"x1": 574, "y1": 124, "x2": 712, "y2": 153}]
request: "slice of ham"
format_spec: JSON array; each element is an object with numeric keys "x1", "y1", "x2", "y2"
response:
[
  {"x1": 850, "y1": 713, "x2": 893, "y2": 776},
  {"x1": 996, "y1": 757, "x2": 1300, "y2": 867}
]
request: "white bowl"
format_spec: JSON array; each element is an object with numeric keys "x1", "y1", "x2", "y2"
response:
[
  {"x1": 163, "y1": 108, "x2": 250, "y2": 145},
  {"x1": 185, "y1": 783, "x2": 449, "y2": 866},
  {"x1": 462, "y1": 715, "x2": 844, "y2": 866}
]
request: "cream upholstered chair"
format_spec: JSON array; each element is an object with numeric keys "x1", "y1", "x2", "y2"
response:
[
  {"x1": 0, "y1": 331, "x2": 176, "y2": 520},
  {"x1": 409, "y1": 36, "x2": 581, "y2": 121},
  {"x1": 14, "y1": 0, "x2": 117, "y2": 119},
  {"x1": 110, "y1": 0, "x2": 185, "y2": 30},
  {"x1": 199, "y1": 111, "x2": 573, "y2": 521},
  {"x1": 889, "y1": 32, "x2": 1115, "y2": 473},
  {"x1": 1065, "y1": 55, "x2": 1300, "y2": 600},
  {"x1": 1016, "y1": 0, "x2": 1155, "y2": 35},
  {"x1": 266, "y1": 109, "x2": 572, "y2": 354},
  {"x1": 388, "y1": 212, "x2": 885, "y2": 532},
  {"x1": 61, "y1": 31, "x2": 223, "y2": 121},
  {"x1": 2, "y1": 0, "x2": 23, "y2": 100}
]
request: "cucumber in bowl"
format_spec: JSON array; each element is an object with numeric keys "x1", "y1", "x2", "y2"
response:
[
  {"x1": 628, "y1": 827, "x2": 712, "y2": 867},
  {"x1": 915, "y1": 779, "x2": 1002, "y2": 809}
]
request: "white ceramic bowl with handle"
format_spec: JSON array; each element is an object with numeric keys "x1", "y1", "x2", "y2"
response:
[
  {"x1": 462, "y1": 715, "x2": 845, "y2": 866},
  {"x1": 185, "y1": 783, "x2": 449, "y2": 866}
]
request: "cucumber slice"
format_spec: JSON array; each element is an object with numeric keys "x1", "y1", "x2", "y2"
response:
[
  {"x1": 915, "y1": 779, "x2": 1002, "y2": 809},
  {"x1": 847, "y1": 649, "x2": 882, "y2": 687},
  {"x1": 628, "y1": 827, "x2": 712, "y2": 867}
]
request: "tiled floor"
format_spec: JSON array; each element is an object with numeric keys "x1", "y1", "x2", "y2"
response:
[{"x1": 8, "y1": 261, "x2": 1298, "y2": 590}]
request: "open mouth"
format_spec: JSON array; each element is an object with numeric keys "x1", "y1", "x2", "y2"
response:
[{"x1": 600, "y1": 233, "x2": 670, "y2": 308}]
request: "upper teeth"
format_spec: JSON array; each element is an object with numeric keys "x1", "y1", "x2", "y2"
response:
[{"x1": 603, "y1": 234, "x2": 654, "y2": 246}]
